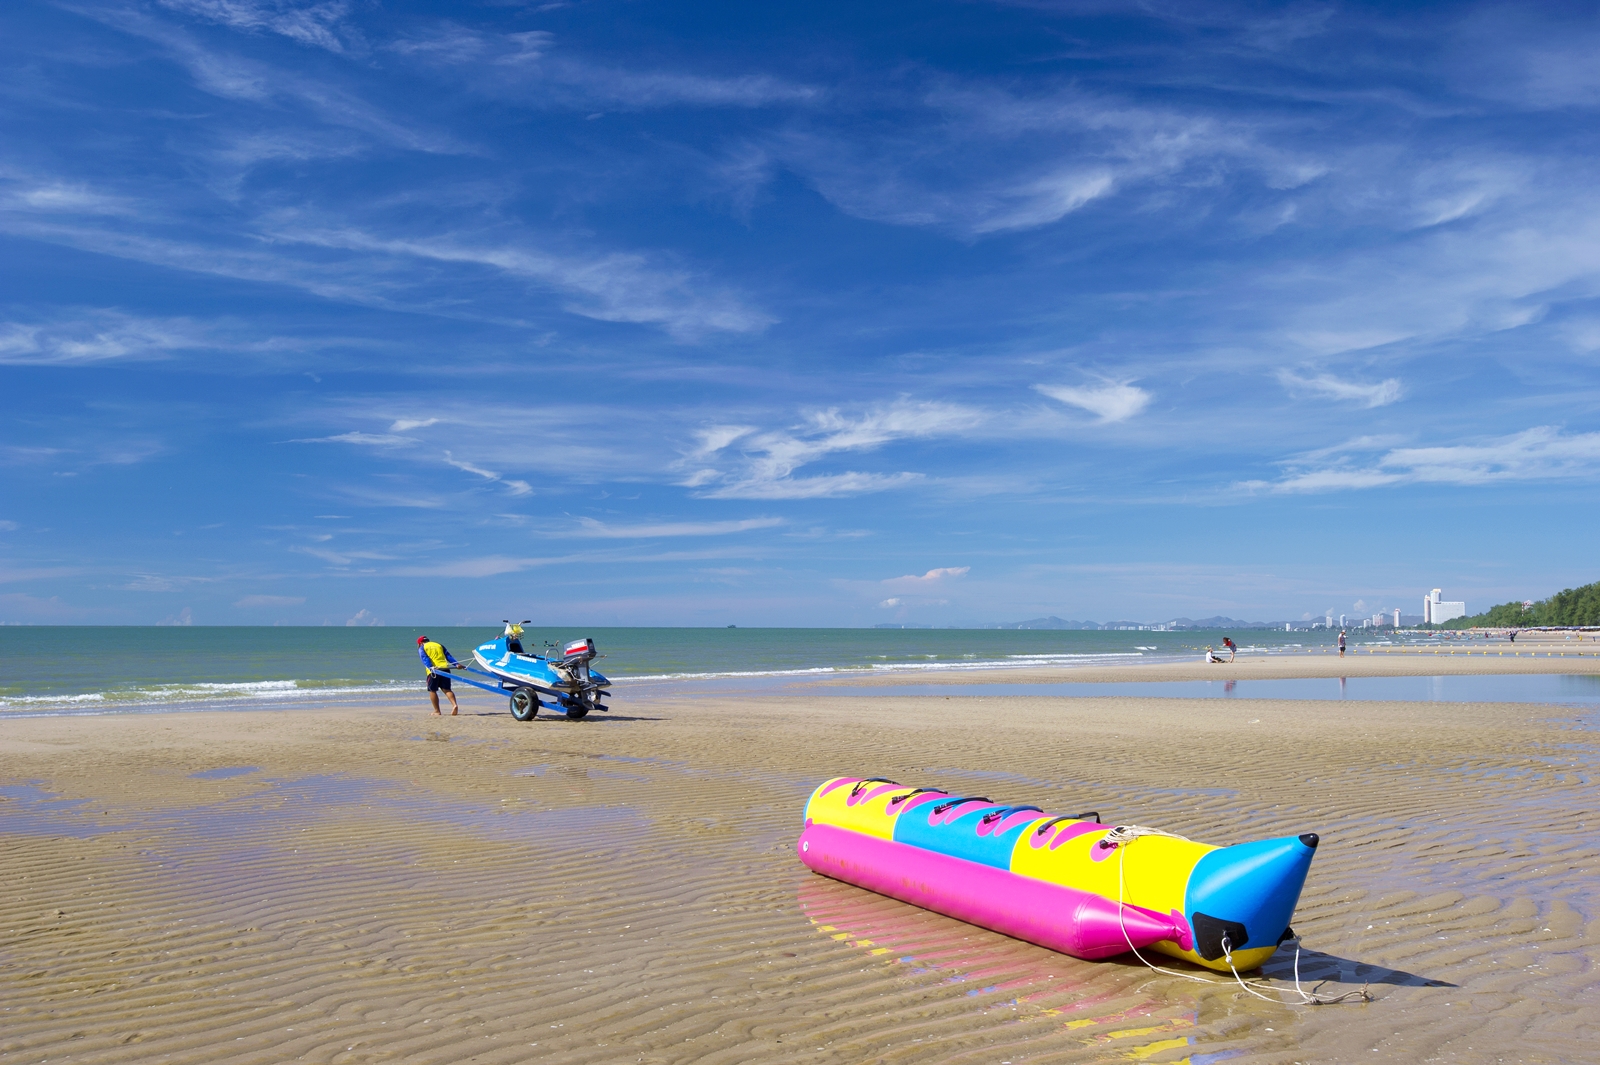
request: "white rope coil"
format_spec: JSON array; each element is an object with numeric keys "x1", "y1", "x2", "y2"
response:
[{"x1": 1111, "y1": 829, "x2": 1371, "y2": 1006}]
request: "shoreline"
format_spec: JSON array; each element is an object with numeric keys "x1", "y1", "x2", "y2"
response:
[
  {"x1": 806, "y1": 646, "x2": 1600, "y2": 686},
  {"x1": 6, "y1": 646, "x2": 1599, "y2": 719}
]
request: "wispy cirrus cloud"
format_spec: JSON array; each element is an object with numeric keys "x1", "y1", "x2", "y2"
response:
[
  {"x1": 0, "y1": 187, "x2": 768, "y2": 340},
  {"x1": 290, "y1": 544, "x2": 399, "y2": 565},
  {"x1": 681, "y1": 399, "x2": 986, "y2": 499},
  {"x1": 275, "y1": 226, "x2": 773, "y2": 339},
  {"x1": 572, "y1": 517, "x2": 784, "y2": 538},
  {"x1": 84, "y1": 7, "x2": 455, "y2": 151},
  {"x1": 764, "y1": 82, "x2": 1314, "y2": 237},
  {"x1": 289, "y1": 431, "x2": 416, "y2": 446},
  {"x1": 1034, "y1": 380, "x2": 1151, "y2": 423},
  {"x1": 443, "y1": 450, "x2": 531, "y2": 496},
  {"x1": 0, "y1": 312, "x2": 210, "y2": 365},
  {"x1": 1245, "y1": 426, "x2": 1600, "y2": 493},
  {"x1": 157, "y1": 0, "x2": 358, "y2": 54},
  {"x1": 1276, "y1": 370, "x2": 1404, "y2": 408},
  {"x1": 386, "y1": 554, "x2": 548, "y2": 578},
  {"x1": 388, "y1": 24, "x2": 819, "y2": 110}
]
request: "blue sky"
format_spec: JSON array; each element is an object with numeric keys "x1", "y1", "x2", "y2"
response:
[{"x1": 4, "y1": 0, "x2": 1599, "y2": 627}]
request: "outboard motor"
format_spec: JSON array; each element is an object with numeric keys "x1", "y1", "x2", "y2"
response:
[
  {"x1": 554, "y1": 637, "x2": 593, "y2": 682},
  {"x1": 560, "y1": 637, "x2": 597, "y2": 663}
]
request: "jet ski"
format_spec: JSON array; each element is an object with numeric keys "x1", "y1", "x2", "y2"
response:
[{"x1": 470, "y1": 621, "x2": 612, "y2": 720}]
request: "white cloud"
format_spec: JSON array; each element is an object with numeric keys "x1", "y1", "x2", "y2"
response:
[
  {"x1": 884, "y1": 566, "x2": 970, "y2": 585},
  {"x1": 970, "y1": 170, "x2": 1116, "y2": 234},
  {"x1": 157, "y1": 0, "x2": 356, "y2": 54},
  {"x1": 772, "y1": 84, "x2": 1307, "y2": 237},
  {"x1": 573, "y1": 517, "x2": 783, "y2": 538},
  {"x1": 0, "y1": 312, "x2": 210, "y2": 365},
  {"x1": 688, "y1": 424, "x2": 755, "y2": 459},
  {"x1": 274, "y1": 226, "x2": 774, "y2": 339},
  {"x1": 878, "y1": 595, "x2": 948, "y2": 608},
  {"x1": 390, "y1": 417, "x2": 439, "y2": 431},
  {"x1": 388, "y1": 555, "x2": 540, "y2": 578},
  {"x1": 75, "y1": 8, "x2": 459, "y2": 152},
  {"x1": 345, "y1": 607, "x2": 382, "y2": 625},
  {"x1": 236, "y1": 594, "x2": 307, "y2": 607},
  {"x1": 389, "y1": 25, "x2": 818, "y2": 109},
  {"x1": 685, "y1": 399, "x2": 985, "y2": 499},
  {"x1": 0, "y1": 520, "x2": 18, "y2": 532},
  {"x1": 1034, "y1": 381, "x2": 1151, "y2": 423},
  {"x1": 1246, "y1": 426, "x2": 1600, "y2": 493},
  {"x1": 290, "y1": 431, "x2": 416, "y2": 446},
  {"x1": 291, "y1": 544, "x2": 398, "y2": 565},
  {"x1": 1276, "y1": 371, "x2": 1404, "y2": 408},
  {"x1": 443, "y1": 450, "x2": 532, "y2": 496}
]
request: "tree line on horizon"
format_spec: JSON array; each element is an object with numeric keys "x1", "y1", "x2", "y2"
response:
[{"x1": 1440, "y1": 579, "x2": 1600, "y2": 629}]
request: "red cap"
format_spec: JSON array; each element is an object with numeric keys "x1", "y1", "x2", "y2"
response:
[{"x1": 417, "y1": 636, "x2": 427, "y2": 644}]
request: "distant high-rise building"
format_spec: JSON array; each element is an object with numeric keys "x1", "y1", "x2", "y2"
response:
[
  {"x1": 1423, "y1": 588, "x2": 1467, "y2": 625},
  {"x1": 1339, "y1": 614, "x2": 1347, "y2": 628},
  {"x1": 1394, "y1": 608, "x2": 1402, "y2": 628}
]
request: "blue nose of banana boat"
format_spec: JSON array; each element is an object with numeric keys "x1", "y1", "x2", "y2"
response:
[{"x1": 1184, "y1": 832, "x2": 1318, "y2": 962}]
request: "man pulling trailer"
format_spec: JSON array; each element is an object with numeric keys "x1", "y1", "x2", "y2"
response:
[
  {"x1": 415, "y1": 622, "x2": 612, "y2": 721},
  {"x1": 417, "y1": 635, "x2": 461, "y2": 716}
]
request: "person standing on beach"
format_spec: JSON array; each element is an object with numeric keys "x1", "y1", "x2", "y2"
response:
[
  {"x1": 418, "y1": 635, "x2": 461, "y2": 716},
  {"x1": 1223, "y1": 636, "x2": 1237, "y2": 662},
  {"x1": 1338, "y1": 629, "x2": 1347, "y2": 657}
]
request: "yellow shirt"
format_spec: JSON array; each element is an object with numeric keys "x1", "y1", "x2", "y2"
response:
[{"x1": 419, "y1": 641, "x2": 454, "y2": 673}]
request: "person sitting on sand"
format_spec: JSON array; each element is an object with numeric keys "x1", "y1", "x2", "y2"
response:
[
  {"x1": 1205, "y1": 646, "x2": 1224, "y2": 664},
  {"x1": 417, "y1": 635, "x2": 461, "y2": 716}
]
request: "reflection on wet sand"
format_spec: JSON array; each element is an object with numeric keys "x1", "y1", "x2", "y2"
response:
[{"x1": 1, "y1": 684, "x2": 1596, "y2": 1063}]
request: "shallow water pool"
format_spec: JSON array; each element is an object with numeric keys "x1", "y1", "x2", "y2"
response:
[{"x1": 812, "y1": 672, "x2": 1600, "y2": 707}]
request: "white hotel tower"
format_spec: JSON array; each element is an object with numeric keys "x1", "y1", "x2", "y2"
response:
[{"x1": 1423, "y1": 588, "x2": 1467, "y2": 625}]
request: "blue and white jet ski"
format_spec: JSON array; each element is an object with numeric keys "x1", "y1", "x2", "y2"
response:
[{"x1": 470, "y1": 621, "x2": 612, "y2": 720}]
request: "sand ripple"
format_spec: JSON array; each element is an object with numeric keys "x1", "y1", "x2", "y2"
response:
[{"x1": 2, "y1": 692, "x2": 1597, "y2": 1063}]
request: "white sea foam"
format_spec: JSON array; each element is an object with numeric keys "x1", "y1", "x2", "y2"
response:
[{"x1": 0, "y1": 680, "x2": 411, "y2": 716}]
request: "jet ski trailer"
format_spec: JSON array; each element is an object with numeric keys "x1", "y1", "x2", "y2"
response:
[{"x1": 432, "y1": 621, "x2": 613, "y2": 720}]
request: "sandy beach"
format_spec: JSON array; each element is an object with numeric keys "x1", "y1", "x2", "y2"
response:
[{"x1": 3, "y1": 655, "x2": 1597, "y2": 1064}]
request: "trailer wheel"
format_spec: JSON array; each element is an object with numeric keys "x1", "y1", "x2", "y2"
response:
[
  {"x1": 565, "y1": 701, "x2": 590, "y2": 721},
  {"x1": 509, "y1": 687, "x2": 539, "y2": 721}
]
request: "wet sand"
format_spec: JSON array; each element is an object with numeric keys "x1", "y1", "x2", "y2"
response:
[
  {"x1": 832, "y1": 643, "x2": 1600, "y2": 685},
  {"x1": 3, "y1": 670, "x2": 1597, "y2": 1063}
]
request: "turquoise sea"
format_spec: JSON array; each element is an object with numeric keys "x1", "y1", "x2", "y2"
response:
[{"x1": 0, "y1": 625, "x2": 1350, "y2": 714}]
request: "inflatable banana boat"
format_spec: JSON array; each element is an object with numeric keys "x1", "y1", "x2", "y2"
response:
[{"x1": 797, "y1": 776, "x2": 1319, "y2": 972}]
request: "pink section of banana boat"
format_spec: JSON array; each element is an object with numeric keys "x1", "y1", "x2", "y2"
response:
[{"x1": 797, "y1": 822, "x2": 1188, "y2": 960}]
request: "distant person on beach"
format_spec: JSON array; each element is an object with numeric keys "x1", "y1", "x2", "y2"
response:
[
  {"x1": 1223, "y1": 637, "x2": 1237, "y2": 662},
  {"x1": 1205, "y1": 646, "x2": 1223, "y2": 664},
  {"x1": 418, "y1": 635, "x2": 461, "y2": 716},
  {"x1": 1509, "y1": 630, "x2": 1518, "y2": 642},
  {"x1": 1338, "y1": 629, "x2": 1347, "y2": 657}
]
